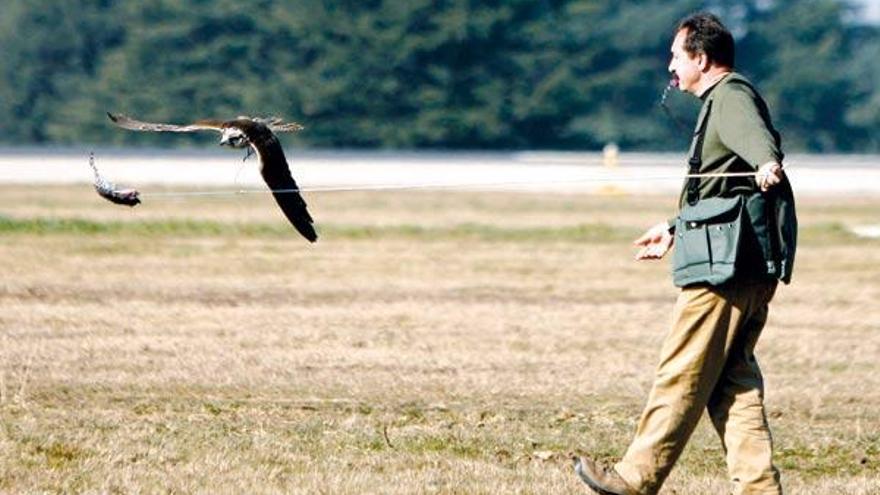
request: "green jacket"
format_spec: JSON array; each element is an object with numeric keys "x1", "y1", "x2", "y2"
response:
[
  {"x1": 674, "y1": 72, "x2": 797, "y2": 283},
  {"x1": 680, "y1": 72, "x2": 781, "y2": 207}
]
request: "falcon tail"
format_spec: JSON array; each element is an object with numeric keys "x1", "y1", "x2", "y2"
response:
[
  {"x1": 271, "y1": 187, "x2": 318, "y2": 242},
  {"x1": 251, "y1": 135, "x2": 318, "y2": 242}
]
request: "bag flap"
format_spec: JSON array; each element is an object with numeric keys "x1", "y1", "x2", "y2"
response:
[{"x1": 679, "y1": 196, "x2": 743, "y2": 222}]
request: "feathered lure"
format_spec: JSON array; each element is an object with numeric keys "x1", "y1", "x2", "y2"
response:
[{"x1": 89, "y1": 152, "x2": 141, "y2": 206}]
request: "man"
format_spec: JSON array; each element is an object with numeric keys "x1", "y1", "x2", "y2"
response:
[{"x1": 574, "y1": 12, "x2": 795, "y2": 495}]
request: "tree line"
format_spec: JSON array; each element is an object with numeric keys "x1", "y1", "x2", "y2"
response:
[{"x1": 1, "y1": 0, "x2": 878, "y2": 152}]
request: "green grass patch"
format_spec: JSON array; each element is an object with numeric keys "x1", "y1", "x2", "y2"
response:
[
  {"x1": 799, "y1": 222, "x2": 880, "y2": 244},
  {"x1": 776, "y1": 443, "x2": 870, "y2": 477},
  {"x1": 2, "y1": 215, "x2": 875, "y2": 246},
  {"x1": 33, "y1": 441, "x2": 86, "y2": 469},
  {"x1": 326, "y1": 222, "x2": 636, "y2": 242},
  {"x1": 401, "y1": 433, "x2": 485, "y2": 458},
  {"x1": 0, "y1": 216, "x2": 283, "y2": 237},
  {"x1": 0, "y1": 215, "x2": 637, "y2": 243}
]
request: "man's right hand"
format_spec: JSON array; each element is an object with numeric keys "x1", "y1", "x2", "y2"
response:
[
  {"x1": 633, "y1": 221, "x2": 674, "y2": 260},
  {"x1": 756, "y1": 162, "x2": 784, "y2": 192}
]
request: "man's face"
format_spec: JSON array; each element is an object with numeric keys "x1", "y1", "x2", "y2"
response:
[{"x1": 668, "y1": 29, "x2": 704, "y2": 94}]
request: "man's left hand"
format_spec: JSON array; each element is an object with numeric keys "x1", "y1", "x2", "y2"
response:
[{"x1": 757, "y1": 162, "x2": 783, "y2": 192}]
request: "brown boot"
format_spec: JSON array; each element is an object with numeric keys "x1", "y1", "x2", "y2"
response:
[{"x1": 573, "y1": 456, "x2": 638, "y2": 495}]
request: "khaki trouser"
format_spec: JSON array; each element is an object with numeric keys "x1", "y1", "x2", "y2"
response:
[{"x1": 615, "y1": 280, "x2": 782, "y2": 495}]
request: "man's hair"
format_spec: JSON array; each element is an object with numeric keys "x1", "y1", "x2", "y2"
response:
[{"x1": 676, "y1": 12, "x2": 735, "y2": 68}]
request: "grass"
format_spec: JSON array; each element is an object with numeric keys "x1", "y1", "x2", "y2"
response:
[
  {"x1": 0, "y1": 215, "x2": 638, "y2": 242},
  {"x1": 1, "y1": 215, "x2": 872, "y2": 245},
  {"x1": 0, "y1": 185, "x2": 878, "y2": 494}
]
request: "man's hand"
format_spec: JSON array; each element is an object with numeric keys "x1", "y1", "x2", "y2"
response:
[
  {"x1": 634, "y1": 221, "x2": 674, "y2": 260},
  {"x1": 756, "y1": 162, "x2": 783, "y2": 192}
]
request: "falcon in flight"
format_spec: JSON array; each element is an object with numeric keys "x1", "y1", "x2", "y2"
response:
[{"x1": 107, "y1": 113, "x2": 317, "y2": 242}]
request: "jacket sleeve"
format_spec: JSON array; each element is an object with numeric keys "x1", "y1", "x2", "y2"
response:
[{"x1": 715, "y1": 85, "x2": 782, "y2": 169}]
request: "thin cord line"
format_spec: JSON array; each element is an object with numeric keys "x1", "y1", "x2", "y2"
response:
[{"x1": 137, "y1": 167, "x2": 789, "y2": 198}]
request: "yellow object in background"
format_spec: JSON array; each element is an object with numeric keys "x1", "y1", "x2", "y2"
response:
[{"x1": 598, "y1": 142, "x2": 626, "y2": 195}]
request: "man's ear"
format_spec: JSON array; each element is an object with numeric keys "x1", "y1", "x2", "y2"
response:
[{"x1": 698, "y1": 52, "x2": 710, "y2": 72}]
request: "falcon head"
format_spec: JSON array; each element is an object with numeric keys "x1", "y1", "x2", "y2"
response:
[{"x1": 219, "y1": 127, "x2": 250, "y2": 149}]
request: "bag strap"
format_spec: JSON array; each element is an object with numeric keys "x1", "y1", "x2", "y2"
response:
[{"x1": 686, "y1": 100, "x2": 712, "y2": 206}]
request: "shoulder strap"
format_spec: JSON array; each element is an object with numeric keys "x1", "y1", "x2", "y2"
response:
[{"x1": 686, "y1": 100, "x2": 713, "y2": 206}]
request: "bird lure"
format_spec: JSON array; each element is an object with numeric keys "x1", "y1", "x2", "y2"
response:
[{"x1": 89, "y1": 152, "x2": 141, "y2": 207}]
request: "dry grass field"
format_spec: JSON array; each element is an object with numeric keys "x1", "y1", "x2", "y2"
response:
[{"x1": 1, "y1": 184, "x2": 878, "y2": 494}]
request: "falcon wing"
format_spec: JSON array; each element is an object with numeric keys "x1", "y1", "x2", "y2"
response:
[
  {"x1": 268, "y1": 121, "x2": 305, "y2": 132},
  {"x1": 242, "y1": 117, "x2": 304, "y2": 133},
  {"x1": 107, "y1": 113, "x2": 225, "y2": 133}
]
